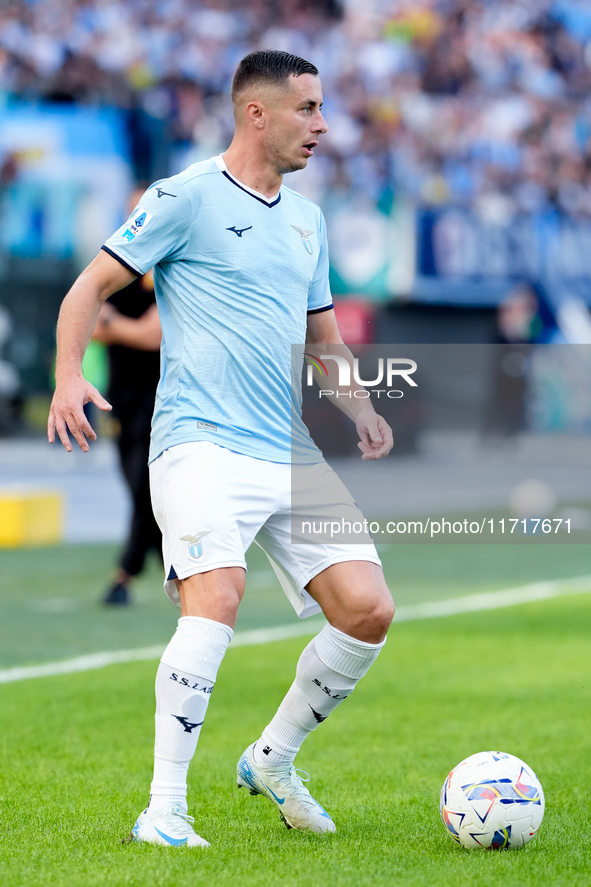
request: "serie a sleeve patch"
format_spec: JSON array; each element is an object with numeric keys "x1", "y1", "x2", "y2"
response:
[{"x1": 120, "y1": 207, "x2": 153, "y2": 242}]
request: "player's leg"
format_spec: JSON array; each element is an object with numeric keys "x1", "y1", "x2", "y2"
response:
[
  {"x1": 238, "y1": 469, "x2": 393, "y2": 833},
  {"x1": 238, "y1": 561, "x2": 393, "y2": 832},
  {"x1": 132, "y1": 442, "x2": 279, "y2": 847},
  {"x1": 305, "y1": 559, "x2": 394, "y2": 642},
  {"x1": 132, "y1": 567, "x2": 244, "y2": 847},
  {"x1": 256, "y1": 560, "x2": 392, "y2": 755},
  {"x1": 254, "y1": 561, "x2": 393, "y2": 759},
  {"x1": 150, "y1": 567, "x2": 245, "y2": 813}
]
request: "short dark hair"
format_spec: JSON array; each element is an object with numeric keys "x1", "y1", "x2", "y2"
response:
[{"x1": 231, "y1": 50, "x2": 318, "y2": 101}]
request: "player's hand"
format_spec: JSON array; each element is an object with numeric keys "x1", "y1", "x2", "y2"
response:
[
  {"x1": 355, "y1": 411, "x2": 393, "y2": 460},
  {"x1": 47, "y1": 376, "x2": 112, "y2": 453}
]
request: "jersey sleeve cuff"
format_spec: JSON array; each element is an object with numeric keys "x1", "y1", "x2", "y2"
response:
[
  {"x1": 307, "y1": 302, "x2": 334, "y2": 315},
  {"x1": 101, "y1": 245, "x2": 143, "y2": 277}
]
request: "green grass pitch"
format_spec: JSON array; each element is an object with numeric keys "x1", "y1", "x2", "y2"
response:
[
  {"x1": 2, "y1": 540, "x2": 591, "y2": 669},
  {"x1": 1, "y1": 580, "x2": 590, "y2": 885}
]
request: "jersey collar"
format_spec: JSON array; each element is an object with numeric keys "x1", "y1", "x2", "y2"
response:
[{"x1": 215, "y1": 154, "x2": 281, "y2": 208}]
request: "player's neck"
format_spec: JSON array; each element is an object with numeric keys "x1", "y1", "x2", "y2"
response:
[{"x1": 222, "y1": 143, "x2": 282, "y2": 200}]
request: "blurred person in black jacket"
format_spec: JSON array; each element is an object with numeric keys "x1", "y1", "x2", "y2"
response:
[{"x1": 91, "y1": 185, "x2": 162, "y2": 605}]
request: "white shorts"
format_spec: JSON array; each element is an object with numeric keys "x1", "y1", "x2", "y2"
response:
[{"x1": 149, "y1": 441, "x2": 382, "y2": 619}]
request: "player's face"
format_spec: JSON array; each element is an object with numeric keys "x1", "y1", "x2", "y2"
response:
[{"x1": 266, "y1": 74, "x2": 327, "y2": 175}]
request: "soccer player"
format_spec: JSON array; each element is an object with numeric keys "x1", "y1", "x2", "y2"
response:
[{"x1": 48, "y1": 50, "x2": 395, "y2": 847}]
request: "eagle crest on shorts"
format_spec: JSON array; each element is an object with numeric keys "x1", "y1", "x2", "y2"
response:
[{"x1": 180, "y1": 529, "x2": 212, "y2": 560}]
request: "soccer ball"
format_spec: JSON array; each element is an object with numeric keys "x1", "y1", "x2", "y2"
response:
[{"x1": 439, "y1": 751, "x2": 545, "y2": 849}]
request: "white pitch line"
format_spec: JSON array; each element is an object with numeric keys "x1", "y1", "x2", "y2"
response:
[
  {"x1": 1, "y1": 576, "x2": 590, "y2": 685},
  {"x1": 0, "y1": 620, "x2": 325, "y2": 685},
  {"x1": 393, "y1": 575, "x2": 591, "y2": 622}
]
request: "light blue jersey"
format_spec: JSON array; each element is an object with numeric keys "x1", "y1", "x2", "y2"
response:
[{"x1": 103, "y1": 155, "x2": 333, "y2": 464}]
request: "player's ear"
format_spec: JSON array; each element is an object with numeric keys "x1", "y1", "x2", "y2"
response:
[{"x1": 245, "y1": 100, "x2": 265, "y2": 129}]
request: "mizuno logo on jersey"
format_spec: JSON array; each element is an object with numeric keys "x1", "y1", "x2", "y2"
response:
[
  {"x1": 226, "y1": 225, "x2": 253, "y2": 237},
  {"x1": 291, "y1": 225, "x2": 314, "y2": 254},
  {"x1": 156, "y1": 188, "x2": 176, "y2": 198}
]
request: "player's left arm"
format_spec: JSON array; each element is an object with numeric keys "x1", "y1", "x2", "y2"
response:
[{"x1": 306, "y1": 308, "x2": 393, "y2": 460}]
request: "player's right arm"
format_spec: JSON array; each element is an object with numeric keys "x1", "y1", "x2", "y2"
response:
[{"x1": 47, "y1": 250, "x2": 137, "y2": 453}]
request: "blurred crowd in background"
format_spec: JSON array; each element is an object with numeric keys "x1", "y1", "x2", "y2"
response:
[
  {"x1": 1, "y1": 0, "x2": 591, "y2": 440},
  {"x1": 2, "y1": 0, "x2": 591, "y2": 217}
]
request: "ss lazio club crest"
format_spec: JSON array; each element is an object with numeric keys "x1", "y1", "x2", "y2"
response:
[
  {"x1": 180, "y1": 529, "x2": 212, "y2": 560},
  {"x1": 291, "y1": 224, "x2": 314, "y2": 255}
]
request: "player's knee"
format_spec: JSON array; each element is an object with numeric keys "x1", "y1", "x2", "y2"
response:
[
  {"x1": 344, "y1": 593, "x2": 394, "y2": 643},
  {"x1": 371, "y1": 593, "x2": 395, "y2": 637},
  {"x1": 366, "y1": 572, "x2": 395, "y2": 634}
]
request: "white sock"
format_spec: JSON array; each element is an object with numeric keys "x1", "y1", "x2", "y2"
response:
[
  {"x1": 254, "y1": 623, "x2": 385, "y2": 768},
  {"x1": 149, "y1": 616, "x2": 232, "y2": 814}
]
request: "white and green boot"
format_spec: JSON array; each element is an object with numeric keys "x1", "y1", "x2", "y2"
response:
[
  {"x1": 237, "y1": 742, "x2": 336, "y2": 834},
  {"x1": 129, "y1": 805, "x2": 210, "y2": 847}
]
